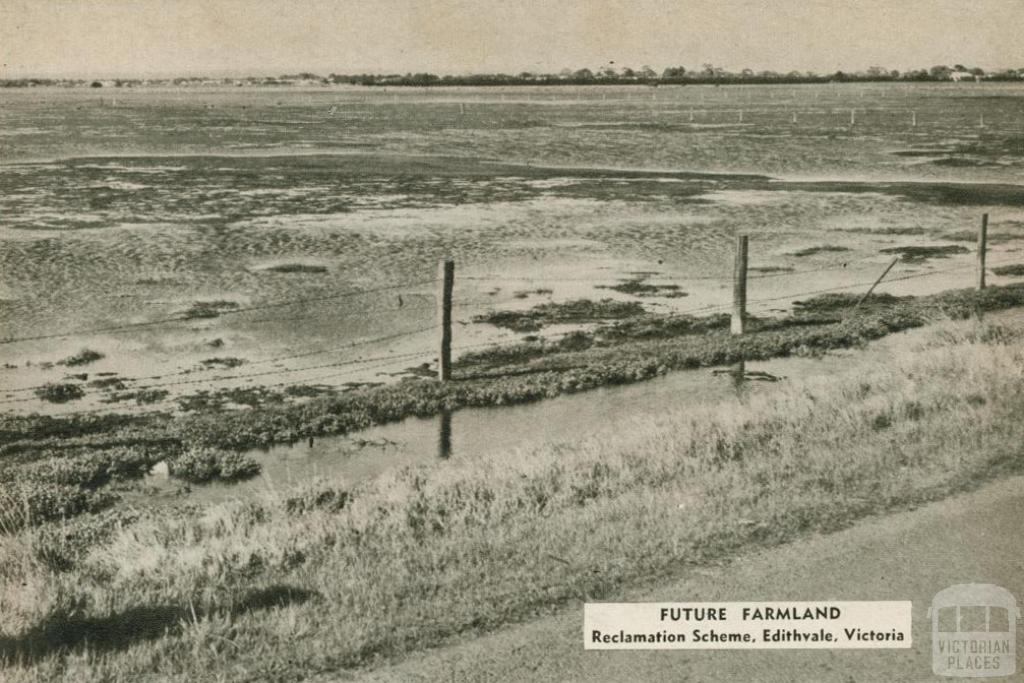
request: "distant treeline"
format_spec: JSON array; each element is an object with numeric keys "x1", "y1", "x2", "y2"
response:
[
  {"x1": 4, "y1": 64, "x2": 1023, "y2": 88},
  {"x1": 330, "y1": 64, "x2": 1024, "y2": 86}
]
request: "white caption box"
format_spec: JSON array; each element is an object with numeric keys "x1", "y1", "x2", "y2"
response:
[{"x1": 585, "y1": 601, "x2": 913, "y2": 650}]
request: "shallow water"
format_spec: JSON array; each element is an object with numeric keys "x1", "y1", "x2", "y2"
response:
[
  {"x1": 2, "y1": 84, "x2": 1023, "y2": 415},
  {"x1": 146, "y1": 348, "x2": 870, "y2": 506}
]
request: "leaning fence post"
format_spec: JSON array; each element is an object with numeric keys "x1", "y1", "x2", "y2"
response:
[
  {"x1": 851, "y1": 258, "x2": 899, "y2": 313},
  {"x1": 977, "y1": 213, "x2": 988, "y2": 291},
  {"x1": 437, "y1": 259, "x2": 455, "y2": 381}
]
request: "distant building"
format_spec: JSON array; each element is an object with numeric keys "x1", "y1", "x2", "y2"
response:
[{"x1": 950, "y1": 70, "x2": 980, "y2": 82}]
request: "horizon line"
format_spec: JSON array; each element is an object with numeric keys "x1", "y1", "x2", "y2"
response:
[{"x1": 5, "y1": 63, "x2": 1024, "y2": 82}]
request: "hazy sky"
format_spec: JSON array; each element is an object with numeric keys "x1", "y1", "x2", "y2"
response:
[{"x1": 3, "y1": 0, "x2": 1023, "y2": 78}]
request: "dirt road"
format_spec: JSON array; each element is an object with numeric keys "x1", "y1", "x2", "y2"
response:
[{"x1": 353, "y1": 475, "x2": 1024, "y2": 682}]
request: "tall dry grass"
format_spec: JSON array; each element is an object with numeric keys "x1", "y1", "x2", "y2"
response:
[{"x1": 2, "y1": 318, "x2": 1023, "y2": 681}]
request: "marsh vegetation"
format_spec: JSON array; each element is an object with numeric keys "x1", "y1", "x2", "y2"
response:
[{"x1": 2, "y1": 316, "x2": 1022, "y2": 681}]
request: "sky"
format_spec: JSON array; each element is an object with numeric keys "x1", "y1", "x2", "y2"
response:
[{"x1": 2, "y1": 0, "x2": 1023, "y2": 79}]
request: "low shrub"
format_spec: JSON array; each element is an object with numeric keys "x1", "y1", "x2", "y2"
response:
[
  {"x1": 880, "y1": 245, "x2": 969, "y2": 262},
  {"x1": 263, "y1": 263, "x2": 328, "y2": 274},
  {"x1": 101, "y1": 388, "x2": 170, "y2": 405},
  {"x1": 57, "y1": 348, "x2": 105, "y2": 367},
  {"x1": 200, "y1": 357, "x2": 247, "y2": 369},
  {"x1": 789, "y1": 245, "x2": 851, "y2": 257},
  {"x1": 993, "y1": 264, "x2": 1024, "y2": 277},
  {"x1": 167, "y1": 447, "x2": 261, "y2": 483},
  {"x1": 88, "y1": 377, "x2": 127, "y2": 390},
  {"x1": 34, "y1": 383, "x2": 86, "y2": 404},
  {"x1": 181, "y1": 300, "x2": 240, "y2": 320},
  {"x1": 474, "y1": 298, "x2": 644, "y2": 332},
  {"x1": 597, "y1": 280, "x2": 687, "y2": 298}
]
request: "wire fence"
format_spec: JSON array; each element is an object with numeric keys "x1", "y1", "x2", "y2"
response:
[
  {"x1": 0, "y1": 279, "x2": 438, "y2": 345},
  {"x1": 2, "y1": 242, "x2": 1022, "y2": 415}
]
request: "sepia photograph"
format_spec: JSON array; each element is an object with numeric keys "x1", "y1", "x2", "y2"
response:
[{"x1": 1, "y1": 1, "x2": 1022, "y2": 681}]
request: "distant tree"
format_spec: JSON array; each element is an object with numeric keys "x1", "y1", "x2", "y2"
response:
[
  {"x1": 407, "y1": 72, "x2": 440, "y2": 85},
  {"x1": 929, "y1": 65, "x2": 952, "y2": 79},
  {"x1": 639, "y1": 65, "x2": 657, "y2": 79},
  {"x1": 573, "y1": 68, "x2": 594, "y2": 80},
  {"x1": 90, "y1": 81, "x2": 102, "y2": 88},
  {"x1": 661, "y1": 66, "x2": 686, "y2": 79},
  {"x1": 620, "y1": 67, "x2": 636, "y2": 79}
]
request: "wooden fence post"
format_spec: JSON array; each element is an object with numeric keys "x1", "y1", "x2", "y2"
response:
[
  {"x1": 729, "y1": 235, "x2": 749, "y2": 386},
  {"x1": 732, "y1": 235, "x2": 748, "y2": 335},
  {"x1": 977, "y1": 213, "x2": 988, "y2": 291},
  {"x1": 438, "y1": 259, "x2": 455, "y2": 381}
]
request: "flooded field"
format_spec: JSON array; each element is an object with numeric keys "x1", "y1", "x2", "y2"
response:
[
  {"x1": 139, "y1": 348, "x2": 868, "y2": 507},
  {"x1": 4, "y1": 78, "x2": 1024, "y2": 683},
  {"x1": 2, "y1": 83, "x2": 1024, "y2": 418}
]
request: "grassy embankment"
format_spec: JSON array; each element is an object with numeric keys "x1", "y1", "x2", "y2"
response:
[
  {"x1": 1, "y1": 312, "x2": 1023, "y2": 681},
  {"x1": 2, "y1": 284, "x2": 1024, "y2": 533}
]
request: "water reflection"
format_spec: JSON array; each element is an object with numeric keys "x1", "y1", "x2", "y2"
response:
[
  {"x1": 155, "y1": 351, "x2": 865, "y2": 507},
  {"x1": 438, "y1": 408, "x2": 453, "y2": 459},
  {"x1": 730, "y1": 359, "x2": 746, "y2": 392}
]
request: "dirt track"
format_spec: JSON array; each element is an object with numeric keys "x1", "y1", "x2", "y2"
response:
[{"x1": 352, "y1": 475, "x2": 1024, "y2": 682}]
